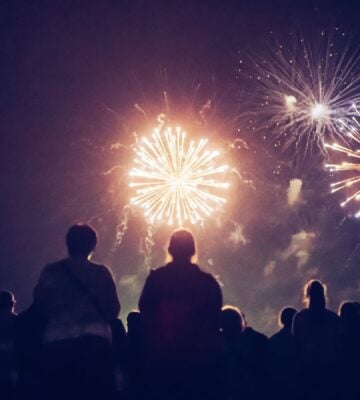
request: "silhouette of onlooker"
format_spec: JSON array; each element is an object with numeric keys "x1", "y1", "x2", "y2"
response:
[
  {"x1": 33, "y1": 224, "x2": 120, "y2": 400},
  {"x1": 220, "y1": 306, "x2": 247, "y2": 399},
  {"x1": 0, "y1": 291, "x2": 17, "y2": 399},
  {"x1": 338, "y1": 301, "x2": 360, "y2": 400},
  {"x1": 293, "y1": 280, "x2": 340, "y2": 400},
  {"x1": 221, "y1": 305, "x2": 245, "y2": 342},
  {"x1": 125, "y1": 311, "x2": 144, "y2": 398},
  {"x1": 269, "y1": 307, "x2": 297, "y2": 400},
  {"x1": 139, "y1": 229, "x2": 223, "y2": 399},
  {"x1": 111, "y1": 317, "x2": 127, "y2": 395},
  {"x1": 272, "y1": 307, "x2": 297, "y2": 340},
  {"x1": 240, "y1": 311, "x2": 269, "y2": 400},
  {"x1": 220, "y1": 305, "x2": 269, "y2": 400},
  {"x1": 126, "y1": 311, "x2": 143, "y2": 369},
  {"x1": 127, "y1": 311, "x2": 142, "y2": 342},
  {"x1": 14, "y1": 303, "x2": 45, "y2": 400}
]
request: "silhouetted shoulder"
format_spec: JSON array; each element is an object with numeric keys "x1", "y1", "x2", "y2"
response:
[
  {"x1": 244, "y1": 326, "x2": 268, "y2": 342},
  {"x1": 87, "y1": 261, "x2": 116, "y2": 280},
  {"x1": 295, "y1": 308, "x2": 339, "y2": 322},
  {"x1": 324, "y1": 308, "x2": 340, "y2": 320},
  {"x1": 34, "y1": 259, "x2": 68, "y2": 291},
  {"x1": 270, "y1": 328, "x2": 286, "y2": 343},
  {"x1": 293, "y1": 308, "x2": 308, "y2": 321},
  {"x1": 40, "y1": 259, "x2": 67, "y2": 274}
]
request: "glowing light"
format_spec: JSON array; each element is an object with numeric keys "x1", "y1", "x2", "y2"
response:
[
  {"x1": 284, "y1": 95, "x2": 297, "y2": 112},
  {"x1": 310, "y1": 103, "x2": 329, "y2": 121},
  {"x1": 326, "y1": 104, "x2": 360, "y2": 217},
  {"x1": 129, "y1": 126, "x2": 229, "y2": 225},
  {"x1": 239, "y1": 31, "x2": 360, "y2": 154}
]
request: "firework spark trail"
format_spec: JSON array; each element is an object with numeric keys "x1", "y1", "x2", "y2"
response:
[
  {"x1": 326, "y1": 104, "x2": 360, "y2": 217},
  {"x1": 129, "y1": 126, "x2": 230, "y2": 226},
  {"x1": 142, "y1": 224, "x2": 155, "y2": 269},
  {"x1": 113, "y1": 205, "x2": 131, "y2": 248},
  {"x1": 239, "y1": 31, "x2": 360, "y2": 155}
]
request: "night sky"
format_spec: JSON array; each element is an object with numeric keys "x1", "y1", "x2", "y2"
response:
[{"x1": 1, "y1": 0, "x2": 359, "y2": 335}]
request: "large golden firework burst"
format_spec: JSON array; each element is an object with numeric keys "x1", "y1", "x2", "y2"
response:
[{"x1": 129, "y1": 126, "x2": 229, "y2": 225}]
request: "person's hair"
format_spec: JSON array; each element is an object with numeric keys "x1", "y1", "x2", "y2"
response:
[
  {"x1": 0, "y1": 291, "x2": 15, "y2": 311},
  {"x1": 279, "y1": 306, "x2": 297, "y2": 328},
  {"x1": 303, "y1": 279, "x2": 327, "y2": 310},
  {"x1": 167, "y1": 228, "x2": 196, "y2": 262},
  {"x1": 221, "y1": 305, "x2": 245, "y2": 334},
  {"x1": 66, "y1": 224, "x2": 98, "y2": 257}
]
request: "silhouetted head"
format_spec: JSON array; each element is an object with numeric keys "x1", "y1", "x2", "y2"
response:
[
  {"x1": 127, "y1": 310, "x2": 142, "y2": 336},
  {"x1": 0, "y1": 291, "x2": 15, "y2": 312},
  {"x1": 339, "y1": 301, "x2": 359, "y2": 326},
  {"x1": 304, "y1": 279, "x2": 327, "y2": 310},
  {"x1": 168, "y1": 229, "x2": 196, "y2": 263},
  {"x1": 279, "y1": 307, "x2": 297, "y2": 329},
  {"x1": 66, "y1": 224, "x2": 98, "y2": 257},
  {"x1": 221, "y1": 305, "x2": 245, "y2": 337}
]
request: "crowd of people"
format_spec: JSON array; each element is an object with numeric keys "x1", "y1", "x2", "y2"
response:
[{"x1": 0, "y1": 224, "x2": 359, "y2": 400}]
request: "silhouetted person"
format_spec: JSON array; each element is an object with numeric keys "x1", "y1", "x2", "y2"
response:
[
  {"x1": 221, "y1": 305, "x2": 244, "y2": 343},
  {"x1": 269, "y1": 307, "x2": 297, "y2": 400},
  {"x1": 240, "y1": 311, "x2": 269, "y2": 400},
  {"x1": 139, "y1": 229, "x2": 223, "y2": 399},
  {"x1": 0, "y1": 291, "x2": 17, "y2": 399},
  {"x1": 110, "y1": 317, "x2": 127, "y2": 395},
  {"x1": 220, "y1": 306, "x2": 248, "y2": 399},
  {"x1": 14, "y1": 303, "x2": 46, "y2": 400},
  {"x1": 126, "y1": 311, "x2": 143, "y2": 367},
  {"x1": 293, "y1": 280, "x2": 340, "y2": 400},
  {"x1": 33, "y1": 224, "x2": 120, "y2": 400},
  {"x1": 220, "y1": 305, "x2": 269, "y2": 400},
  {"x1": 271, "y1": 307, "x2": 297, "y2": 340},
  {"x1": 338, "y1": 301, "x2": 360, "y2": 400},
  {"x1": 127, "y1": 311, "x2": 142, "y2": 342},
  {"x1": 125, "y1": 311, "x2": 144, "y2": 398}
]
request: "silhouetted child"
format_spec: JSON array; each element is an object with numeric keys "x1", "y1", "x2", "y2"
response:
[
  {"x1": 337, "y1": 301, "x2": 360, "y2": 400},
  {"x1": 125, "y1": 311, "x2": 144, "y2": 399},
  {"x1": 14, "y1": 303, "x2": 45, "y2": 400},
  {"x1": 0, "y1": 291, "x2": 17, "y2": 399},
  {"x1": 269, "y1": 307, "x2": 297, "y2": 400},
  {"x1": 126, "y1": 310, "x2": 143, "y2": 368}
]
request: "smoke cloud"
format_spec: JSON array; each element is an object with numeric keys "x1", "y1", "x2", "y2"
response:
[
  {"x1": 281, "y1": 230, "x2": 316, "y2": 269},
  {"x1": 287, "y1": 178, "x2": 302, "y2": 207}
]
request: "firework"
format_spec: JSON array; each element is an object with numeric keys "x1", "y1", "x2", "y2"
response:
[
  {"x1": 326, "y1": 104, "x2": 360, "y2": 217},
  {"x1": 239, "y1": 31, "x2": 360, "y2": 154},
  {"x1": 129, "y1": 126, "x2": 229, "y2": 225}
]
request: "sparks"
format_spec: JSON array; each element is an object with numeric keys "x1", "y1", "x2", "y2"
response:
[
  {"x1": 239, "y1": 31, "x2": 360, "y2": 155},
  {"x1": 129, "y1": 126, "x2": 229, "y2": 225},
  {"x1": 326, "y1": 104, "x2": 360, "y2": 218}
]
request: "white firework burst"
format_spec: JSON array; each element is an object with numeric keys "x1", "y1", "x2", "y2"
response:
[{"x1": 239, "y1": 31, "x2": 360, "y2": 155}]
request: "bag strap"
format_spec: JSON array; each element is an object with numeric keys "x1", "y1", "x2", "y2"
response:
[{"x1": 61, "y1": 260, "x2": 107, "y2": 322}]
